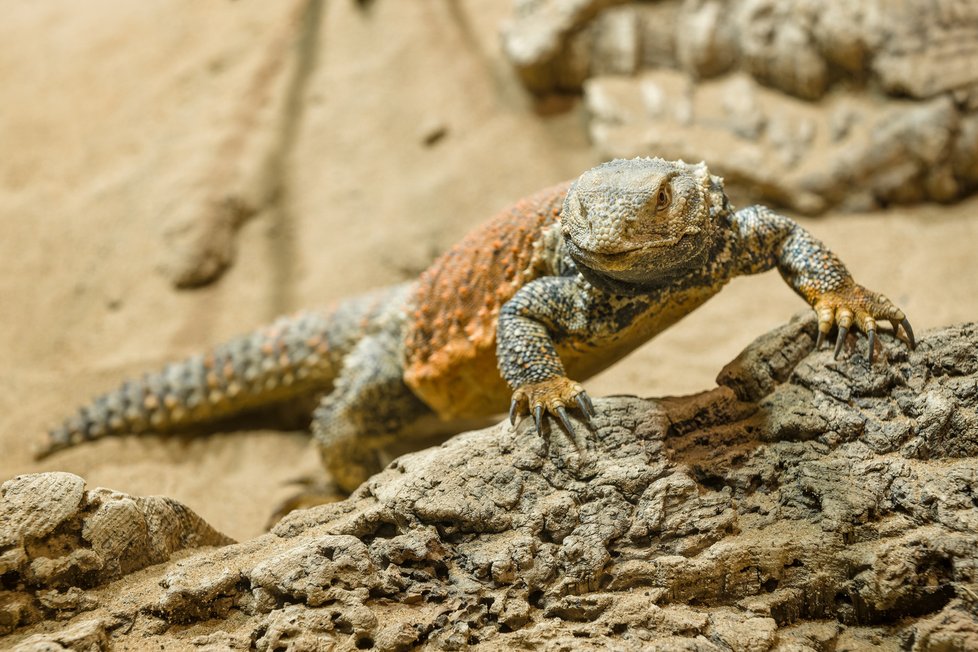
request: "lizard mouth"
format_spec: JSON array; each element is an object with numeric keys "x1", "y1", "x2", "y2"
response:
[
  {"x1": 566, "y1": 234, "x2": 689, "y2": 268},
  {"x1": 564, "y1": 224, "x2": 711, "y2": 296},
  {"x1": 567, "y1": 242, "x2": 642, "y2": 264}
]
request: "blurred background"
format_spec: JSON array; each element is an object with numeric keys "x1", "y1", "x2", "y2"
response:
[{"x1": 2, "y1": 0, "x2": 976, "y2": 540}]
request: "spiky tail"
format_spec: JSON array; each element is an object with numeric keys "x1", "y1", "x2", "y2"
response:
[{"x1": 39, "y1": 310, "x2": 339, "y2": 458}]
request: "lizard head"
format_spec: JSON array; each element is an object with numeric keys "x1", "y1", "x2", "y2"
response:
[{"x1": 560, "y1": 157, "x2": 726, "y2": 293}]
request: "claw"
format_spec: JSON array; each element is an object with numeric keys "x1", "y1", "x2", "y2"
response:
[
  {"x1": 574, "y1": 394, "x2": 591, "y2": 421},
  {"x1": 556, "y1": 406, "x2": 574, "y2": 434},
  {"x1": 575, "y1": 393, "x2": 594, "y2": 420},
  {"x1": 888, "y1": 318, "x2": 903, "y2": 341},
  {"x1": 815, "y1": 329, "x2": 826, "y2": 351},
  {"x1": 867, "y1": 328, "x2": 877, "y2": 364},
  {"x1": 509, "y1": 399, "x2": 518, "y2": 426},
  {"x1": 533, "y1": 405, "x2": 544, "y2": 436},
  {"x1": 901, "y1": 317, "x2": 916, "y2": 349},
  {"x1": 834, "y1": 325, "x2": 849, "y2": 359}
]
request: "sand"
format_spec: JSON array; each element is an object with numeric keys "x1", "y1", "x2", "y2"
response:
[{"x1": 2, "y1": 0, "x2": 977, "y2": 542}]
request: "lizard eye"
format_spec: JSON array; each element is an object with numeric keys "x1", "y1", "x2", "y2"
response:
[{"x1": 656, "y1": 186, "x2": 671, "y2": 211}]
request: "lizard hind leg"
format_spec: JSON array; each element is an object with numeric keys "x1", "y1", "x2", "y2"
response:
[{"x1": 311, "y1": 332, "x2": 433, "y2": 495}]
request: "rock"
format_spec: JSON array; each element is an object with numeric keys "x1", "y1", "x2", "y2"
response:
[
  {"x1": 501, "y1": 0, "x2": 632, "y2": 93},
  {"x1": 636, "y1": 1, "x2": 682, "y2": 70},
  {"x1": 676, "y1": 0, "x2": 736, "y2": 79},
  {"x1": 11, "y1": 618, "x2": 111, "y2": 652},
  {"x1": 591, "y1": 6, "x2": 641, "y2": 77},
  {"x1": 0, "y1": 473, "x2": 232, "y2": 636},
  {"x1": 734, "y1": 0, "x2": 828, "y2": 101},
  {"x1": 4, "y1": 318, "x2": 978, "y2": 649},
  {"x1": 505, "y1": 0, "x2": 978, "y2": 102},
  {"x1": 0, "y1": 473, "x2": 85, "y2": 550},
  {"x1": 504, "y1": 0, "x2": 978, "y2": 213},
  {"x1": 585, "y1": 70, "x2": 973, "y2": 214}
]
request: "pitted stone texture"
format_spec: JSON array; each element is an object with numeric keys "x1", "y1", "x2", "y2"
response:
[
  {"x1": 9, "y1": 617, "x2": 111, "y2": 652},
  {"x1": 504, "y1": 0, "x2": 978, "y2": 103},
  {"x1": 5, "y1": 319, "x2": 978, "y2": 650},
  {"x1": 586, "y1": 71, "x2": 974, "y2": 214},
  {"x1": 0, "y1": 473, "x2": 232, "y2": 636},
  {"x1": 505, "y1": 0, "x2": 978, "y2": 213},
  {"x1": 501, "y1": 0, "x2": 634, "y2": 93},
  {"x1": 0, "y1": 473, "x2": 85, "y2": 549}
]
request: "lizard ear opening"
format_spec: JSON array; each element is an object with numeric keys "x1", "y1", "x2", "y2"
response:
[
  {"x1": 656, "y1": 185, "x2": 671, "y2": 211},
  {"x1": 689, "y1": 161, "x2": 726, "y2": 214}
]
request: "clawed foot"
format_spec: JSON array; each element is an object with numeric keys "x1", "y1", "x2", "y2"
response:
[
  {"x1": 509, "y1": 376, "x2": 595, "y2": 436},
  {"x1": 813, "y1": 284, "x2": 915, "y2": 363}
]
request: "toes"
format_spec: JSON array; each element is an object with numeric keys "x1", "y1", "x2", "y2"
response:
[
  {"x1": 815, "y1": 329, "x2": 826, "y2": 351},
  {"x1": 836, "y1": 307, "x2": 854, "y2": 330},
  {"x1": 575, "y1": 391, "x2": 595, "y2": 420},
  {"x1": 833, "y1": 308, "x2": 854, "y2": 359},
  {"x1": 901, "y1": 317, "x2": 916, "y2": 349},
  {"x1": 555, "y1": 406, "x2": 574, "y2": 434},
  {"x1": 834, "y1": 324, "x2": 850, "y2": 359},
  {"x1": 814, "y1": 287, "x2": 913, "y2": 364},
  {"x1": 510, "y1": 378, "x2": 594, "y2": 434},
  {"x1": 856, "y1": 312, "x2": 878, "y2": 364},
  {"x1": 815, "y1": 304, "x2": 834, "y2": 350}
]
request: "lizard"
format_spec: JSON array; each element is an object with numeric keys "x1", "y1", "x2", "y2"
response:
[{"x1": 39, "y1": 157, "x2": 915, "y2": 494}]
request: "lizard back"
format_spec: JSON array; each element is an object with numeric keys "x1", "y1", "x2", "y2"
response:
[{"x1": 403, "y1": 182, "x2": 571, "y2": 419}]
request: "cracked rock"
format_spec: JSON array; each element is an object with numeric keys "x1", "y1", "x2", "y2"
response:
[
  {"x1": 0, "y1": 472, "x2": 232, "y2": 636},
  {"x1": 507, "y1": 0, "x2": 978, "y2": 214},
  {"x1": 4, "y1": 318, "x2": 978, "y2": 650}
]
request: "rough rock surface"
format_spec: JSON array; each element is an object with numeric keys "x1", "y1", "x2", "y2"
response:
[
  {"x1": 502, "y1": 0, "x2": 978, "y2": 213},
  {"x1": 586, "y1": 70, "x2": 978, "y2": 214},
  {"x1": 0, "y1": 473, "x2": 233, "y2": 636},
  {"x1": 504, "y1": 0, "x2": 978, "y2": 102},
  {"x1": 3, "y1": 316, "x2": 978, "y2": 650}
]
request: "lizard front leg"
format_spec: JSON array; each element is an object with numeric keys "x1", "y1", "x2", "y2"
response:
[
  {"x1": 732, "y1": 205, "x2": 914, "y2": 363},
  {"x1": 496, "y1": 276, "x2": 596, "y2": 434}
]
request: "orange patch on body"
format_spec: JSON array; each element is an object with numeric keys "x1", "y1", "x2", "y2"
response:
[{"x1": 404, "y1": 182, "x2": 571, "y2": 419}]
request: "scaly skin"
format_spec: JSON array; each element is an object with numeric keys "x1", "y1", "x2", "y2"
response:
[{"x1": 42, "y1": 157, "x2": 913, "y2": 494}]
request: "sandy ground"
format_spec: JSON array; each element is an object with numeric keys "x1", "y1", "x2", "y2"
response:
[{"x1": 2, "y1": 0, "x2": 977, "y2": 542}]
